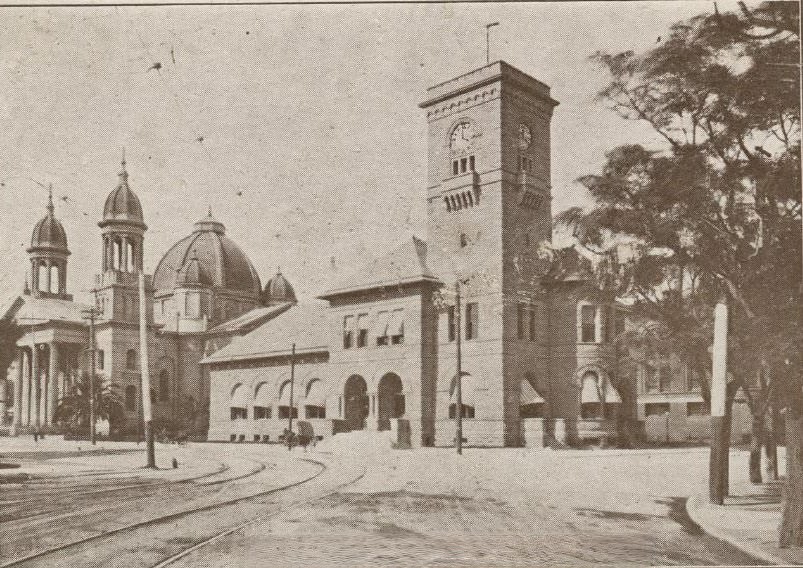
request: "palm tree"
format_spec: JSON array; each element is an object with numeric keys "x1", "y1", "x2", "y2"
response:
[{"x1": 54, "y1": 373, "x2": 124, "y2": 435}]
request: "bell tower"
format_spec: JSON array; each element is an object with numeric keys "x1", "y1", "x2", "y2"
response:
[
  {"x1": 420, "y1": 61, "x2": 558, "y2": 447},
  {"x1": 27, "y1": 186, "x2": 71, "y2": 300}
]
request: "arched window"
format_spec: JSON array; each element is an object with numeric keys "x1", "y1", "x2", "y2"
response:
[
  {"x1": 159, "y1": 370, "x2": 169, "y2": 402},
  {"x1": 254, "y1": 382, "x2": 272, "y2": 419},
  {"x1": 304, "y1": 379, "x2": 326, "y2": 419},
  {"x1": 278, "y1": 380, "x2": 298, "y2": 419},
  {"x1": 230, "y1": 383, "x2": 247, "y2": 420},
  {"x1": 50, "y1": 264, "x2": 60, "y2": 293},
  {"x1": 449, "y1": 371, "x2": 476, "y2": 419},
  {"x1": 113, "y1": 239, "x2": 122, "y2": 270},
  {"x1": 126, "y1": 349, "x2": 137, "y2": 370},
  {"x1": 125, "y1": 385, "x2": 137, "y2": 411},
  {"x1": 38, "y1": 262, "x2": 48, "y2": 293}
]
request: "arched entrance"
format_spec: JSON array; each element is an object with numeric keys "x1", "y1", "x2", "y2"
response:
[
  {"x1": 344, "y1": 375, "x2": 368, "y2": 431},
  {"x1": 377, "y1": 373, "x2": 404, "y2": 431}
]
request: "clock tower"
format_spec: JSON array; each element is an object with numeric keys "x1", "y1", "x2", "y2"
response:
[{"x1": 420, "y1": 61, "x2": 558, "y2": 447}]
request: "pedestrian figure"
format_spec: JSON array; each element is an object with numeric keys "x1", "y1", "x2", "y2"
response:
[
  {"x1": 33, "y1": 430, "x2": 39, "y2": 443},
  {"x1": 172, "y1": 457, "x2": 178, "y2": 469}
]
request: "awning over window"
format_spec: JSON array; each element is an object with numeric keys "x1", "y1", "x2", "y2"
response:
[
  {"x1": 254, "y1": 382, "x2": 272, "y2": 406},
  {"x1": 520, "y1": 378, "x2": 545, "y2": 405},
  {"x1": 230, "y1": 384, "x2": 248, "y2": 408},
  {"x1": 371, "y1": 311, "x2": 391, "y2": 337},
  {"x1": 449, "y1": 371, "x2": 477, "y2": 407},
  {"x1": 305, "y1": 379, "x2": 326, "y2": 406},
  {"x1": 278, "y1": 380, "x2": 299, "y2": 406},
  {"x1": 387, "y1": 310, "x2": 404, "y2": 336},
  {"x1": 580, "y1": 374, "x2": 622, "y2": 404}
]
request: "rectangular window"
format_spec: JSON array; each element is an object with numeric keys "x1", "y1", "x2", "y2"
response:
[
  {"x1": 356, "y1": 314, "x2": 368, "y2": 348},
  {"x1": 644, "y1": 365, "x2": 660, "y2": 393},
  {"x1": 377, "y1": 336, "x2": 389, "y2": 346},
  {"x1": 469, "y1": 155, "x2": 475, "y2": 171},
  {"x1": 343, "y1": 315, "x2": 354, "y2": 349},
  {"x1": 599, "y1": 306, "x2": 609, "y2": 343},
  {"x1": 687, "y1": 402, "x2": 709, "y2": 417},
  {"x1": 465, "y1": 302, "x2": 478, "y2": 340},
  {"x1": 528, "y1": 307, "x2": 536, "y2": 341},
  {"x1": 517, "y1": 303, "x2": 526, "y2": 340},
  {"x1": 688, "y1": 368, "x2": 702, "y2": 392},
  {"x1": 254, "y1": 406, "x2": 271, "y2": 419},
  {"x1": 278, "y1": 406, "x2": 298, "y2": 419},
  {"x1": 230, "y1": 407, "x2": 247, "y2": 420},
  {"x1": 452, "y1": 160, "x2": 459, "y2": 176},
  {"x1": 644, "y1": 403, "x2": 670, "y2": 417},
  {"x1": 658, "y1": 366, "x2": 672, "y2": 392},
  {"x1": 580, "y1": 305, "x2": 597, "y2": 343},
  {"x1": 447, "y1": 306, "x2": 456, "y2": 342},
  {"x1": 460, "y1": 157, "x2": 468, "y2": 173},
  {"x1": 97, "y1": 349, "x2": 104, "y2": 370}
]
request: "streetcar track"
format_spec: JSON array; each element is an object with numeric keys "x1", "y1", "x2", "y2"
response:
[
  {"x1": 0, "y1": 457, "x2": 323, "y2": 568},
  {"x1": 0, "y1": 461, "x2": 231, "y2": 507},
  {"x1": 151, "y1": 459, "x2": 367, "y2": 568}
]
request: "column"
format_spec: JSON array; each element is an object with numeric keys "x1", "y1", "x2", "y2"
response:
[
  {"x1": 13, "y1": 350, "x2": 23, "y2": 426},
  {"x1": 21, "y1": 349, "x2": 30, "y2": 426},
  {"x1": 102, "y1": 236, "x2": 108, "y2": 272},
  {"x1": 31, "y1": 260, "x2": 38, "y2": 294},
  {"x1": 45, "y1": 260, "x2": 52, "y2": 294},
  {"x1": 31, "y1": 345, "x2": 40, "y2": 427},
  {"x1": 48, "y1": 343, "x2": 59, "y2": 425},
  {"x1": 121, "y1": 237, "x2": 129, "y2": 273}
]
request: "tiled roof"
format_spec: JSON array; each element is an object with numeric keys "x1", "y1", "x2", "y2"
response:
[
  {"x1": 10, "y1": 295, "x2": 91, "y2": 326},
  {"x1": 202, "y1": 303, "x2": 329, "y2": 363},
  {"x1": 319, "y1": 236, "x2": 440, "y2": 298},
  {"x1": 206, "y1": 302, "x2": 294, "y2": 335}
]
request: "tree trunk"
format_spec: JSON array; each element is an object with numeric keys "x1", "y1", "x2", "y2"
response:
[
  {"x1": 779, "y1": 405, "x2": 803, "y2": 547},
  {"x1": 750, "y1": 412, "x2": 765, "y2": 484},
  {"x1": 766, "y1": 404, "x2": 779, "y2": 481}
]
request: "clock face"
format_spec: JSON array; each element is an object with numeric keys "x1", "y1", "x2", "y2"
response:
[
  {"x1": 450, "y1": 121, "x2": 475, "y2": 153},
  {"x1": 518, "y1": 123, "x2": 532, "y2": 150}
]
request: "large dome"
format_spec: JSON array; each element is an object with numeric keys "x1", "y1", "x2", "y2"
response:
[
  {"x1": 153, "y1": 210, "x2": 262, "y2": 296},
  {"x1": 99, "y1": 163, "x2": 146, "y2": 229},
  {"x1": 28, "y1": 192, "x2": 69, "y2": 254}
]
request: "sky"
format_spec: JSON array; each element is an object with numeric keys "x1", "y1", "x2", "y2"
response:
[{"x1": 0, "y1": 1, "x2": 749, "y2": 304}]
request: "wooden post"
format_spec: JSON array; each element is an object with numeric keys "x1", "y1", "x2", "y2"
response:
[
  {"x1": 287, "y1": 343, "x2": 295, "y2": 451},
  {"x1": 710, "y1": 299, "x2": 729, "y2": 504}
]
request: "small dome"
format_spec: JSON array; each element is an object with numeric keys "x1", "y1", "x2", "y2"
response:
[
  {"x1": 153, "y1": 209, "x2": 261, "y2": 296},
  {"x1": 263, "y1": 270, "x2": 297, "y2": 305},
  {"x1": 28, "y1": 190, "x2": 69, "y2": 254},
  {"x1": 176, "y1": 251, "x2": 212, "y2": 287},
  {"x1": 99, "y1": 161, "x2": 146, "y2": 229}
]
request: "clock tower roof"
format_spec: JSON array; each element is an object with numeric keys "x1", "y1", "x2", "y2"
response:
[{"x1": 419, "y1": 60, "x2": 558, "y2": 109}]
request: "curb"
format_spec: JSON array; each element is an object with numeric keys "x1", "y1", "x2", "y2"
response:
[{"x1": 685, "y1": 493, "x2": 787, "y2": 566}]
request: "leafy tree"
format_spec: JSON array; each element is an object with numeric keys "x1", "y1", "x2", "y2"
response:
[
  {"x1": 54, "y1": 372, "x2": 124, "y2": 436},
  {"x1": 0, "y1": 317, "x2": 22, "y2": 425},
  {"x1": 555, "y1": 1, "x2": 800, "y2": 544}
]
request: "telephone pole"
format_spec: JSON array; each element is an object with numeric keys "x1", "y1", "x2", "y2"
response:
[
  {"x1": 81, "y1": 298, "x2": 101, "y2": 446},
  {"x1": 287, "y1": 343, "x2": 296, "y2": 451},
  {"x1": 486, "y1": 22, "x2": 499, "y2": 64},
  {"x1": 710, "y1": 297, "x2": 729, "y2": 504},
  {"x1": 138, "y1": 272, "x2": 156, "y2": 468},
  {"x1": 455, "y1": 281, "x2": 463, "y2": 455}
]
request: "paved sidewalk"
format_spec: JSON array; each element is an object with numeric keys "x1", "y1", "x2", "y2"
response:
[{"x1": 687, "y1": 480, "x2": 803, "y2": 566}]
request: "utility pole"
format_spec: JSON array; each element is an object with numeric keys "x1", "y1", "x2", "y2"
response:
[
  {"x1": 455, "y1": 281, "x2": 463, "y2": 455},
  {"x1": 81, "y1": 299, "x2": 101, "y2": 446},
  {"x1": 138, "y1": 272, "x2": 156, "y2": 468},
  {"x1": 287, "y1": 343, "x2": 296, "y2": 451},
  {"x1": 710, "y1": 297, "x2": 729, "y2": 504}
]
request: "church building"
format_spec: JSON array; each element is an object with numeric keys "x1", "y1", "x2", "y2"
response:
[{"x1": 2, "y1": 61, "x2": 629, "y2": 448}]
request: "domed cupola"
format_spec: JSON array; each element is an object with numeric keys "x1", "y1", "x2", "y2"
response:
[
  {"x1": 29, "y1": 189, "x2": 69, "y2": 254},
  {"x1": 263, "y1": 269, "x2": 297, "y2": 306},
  {"x1": 153, "y1": 208, "x2": 262, "y2": 300},
  {"x1": 27, "y1": 186, "x2": 71, "y2": 298},
  {"x1": 100, "y1": 160, "x2": 146, "y2": 230},
  {"x1": 176, "y1": 249, "x2": 213, "y2": 287},
  {"x1": 99, "y1": 156, "x2": 147, "y2": 274}
]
